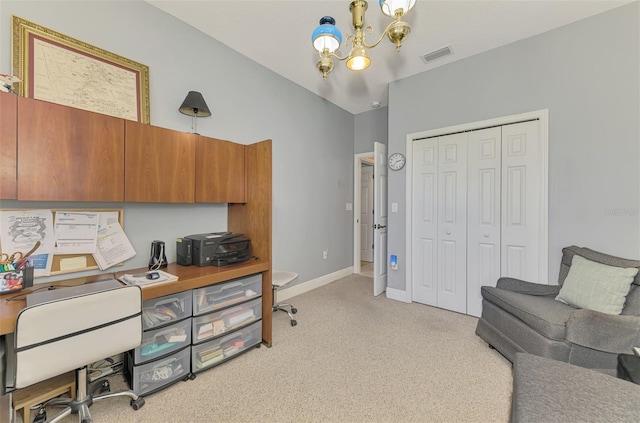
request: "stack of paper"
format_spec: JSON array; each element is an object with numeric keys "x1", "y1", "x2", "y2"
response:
[{"x1": 119, "y1": 270, "x2": 178, "y2": 286}]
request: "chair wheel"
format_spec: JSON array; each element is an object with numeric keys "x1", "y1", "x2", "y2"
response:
[
  {"x1": 291, "y1": 308, "x2": 298, "y2": 314},
  {"x1": 100, "y1": 380, "x2": 110, "y2": 393},
  {"x1": 189, "y1": 373, "x2": 197, "y2": 380},
  {"x1": 131, "y1": 397, "x2": 145, "y2": 410},
  {"x1": 291, "y1": 320, "x2": 297, "y2": 326}
]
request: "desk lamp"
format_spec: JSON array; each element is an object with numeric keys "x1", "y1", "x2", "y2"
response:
[{"x1": 179, "y1": 91, "x2": 211, "y2": 134}]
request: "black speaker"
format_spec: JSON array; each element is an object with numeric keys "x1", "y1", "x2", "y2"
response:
[{"x1": 176, "y1": 237, "x2": 192, "y2": 266}]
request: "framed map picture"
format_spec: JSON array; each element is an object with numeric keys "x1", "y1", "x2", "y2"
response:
[{"x1": 12, "y1": 16, "x2": 150, "y2": 123}]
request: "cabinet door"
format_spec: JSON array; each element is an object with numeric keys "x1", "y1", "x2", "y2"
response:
[
  {"x1": 125, "y1": 121, "x2": 195, "y2": 203},
  {"x1": 0, "y1": 92, "x2": 17, "y2": 199},
  {"x1": 195, "y1": 136, "x2": 245, "y2": 203},
  {"x1": 17, "y1": 97, "x2": 125, "y2": 201}
]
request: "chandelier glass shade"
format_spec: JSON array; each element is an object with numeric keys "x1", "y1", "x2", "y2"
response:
[{"x1": 311, "y1": 0, "x2": 416, "y2": 80}]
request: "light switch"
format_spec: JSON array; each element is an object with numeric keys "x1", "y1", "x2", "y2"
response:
[
  {"x1": 346, "y1": 203, "x2": 353, "y2": 211},
  {"x1": 391, "y1": 203, "x2": 398, "y2": 213}
]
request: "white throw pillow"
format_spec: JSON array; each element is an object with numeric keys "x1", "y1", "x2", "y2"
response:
[{"x1": 556, "y1": 255, "x2": 638, "y2": 315}]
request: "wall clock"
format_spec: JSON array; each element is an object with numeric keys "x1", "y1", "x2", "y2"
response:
[{"x1": 388, "y1": 153, "x2": 406, "y2": 171}]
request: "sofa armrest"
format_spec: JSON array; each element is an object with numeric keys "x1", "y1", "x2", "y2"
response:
[
  {"x1": 495, "y1": 277, "x2": 560, "y2": 297},
  {"x1": 566, "y1": 309, "x2": 640, "y2": 353}
]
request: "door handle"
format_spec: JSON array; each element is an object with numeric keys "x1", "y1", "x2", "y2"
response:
[{"x1": 374, "y1": 224, "x2": 387, "y2": 229}]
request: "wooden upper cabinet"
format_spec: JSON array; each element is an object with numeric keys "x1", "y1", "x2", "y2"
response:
[
  {"x1": 195, "y1": 135, "x2": 246, "y2": 203},
  {"x1": 125, "y1": 121, "x2": 195, "y2": 203},
  {"x1": 17, "y1": 97, "x2": 125, "y2": 202},
  {"x1": 0, "y1": 92, "x2": 18, "y2": 199}
]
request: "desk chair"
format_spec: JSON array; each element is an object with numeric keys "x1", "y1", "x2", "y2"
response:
[
  {"x1": 9, "y1": 281, "x2": 144, "y2": 423},
  {"x1": 272, "y1": 270, "x2": 298, "y2": 326}
]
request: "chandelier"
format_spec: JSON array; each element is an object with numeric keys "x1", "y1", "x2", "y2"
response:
[{"x1": 311, "y1": 0, "x2": 416, "y2": 80}]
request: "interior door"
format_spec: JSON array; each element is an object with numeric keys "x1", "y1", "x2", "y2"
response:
[
  {"x1": 501, "y1": 121, "x2": 540, "y2": 282},
  {"x1": 411, "y1": 138, "x2": 438, "y2": 306},
  {"x1": 373, "y1": 142, "x2": 388, "y2": 296},
  {"x1": 436, "y1": 133, "x2": 467, "y2": 313},
  {"x1": 467, "y1": 127, "x2": 502, "y2": 317},
  {"x1": 360, "y1": 164, "x2": 374, "y2": 262}
]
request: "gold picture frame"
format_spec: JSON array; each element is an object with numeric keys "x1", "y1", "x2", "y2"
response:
[{"x1": 12, "y1": 15, "x2": 150, "y2": 123}]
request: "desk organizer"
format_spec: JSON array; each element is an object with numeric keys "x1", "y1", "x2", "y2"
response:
[
  {"x1": 132, "y1": 318, "x2": 192, "y2": 365},
  {"x1": 192, "y1": 274, "x2": 261, "y2": 315},
  {"x1": 141, "y1": 291, "x2": 192, "y2": 330},
  {"x1": 192, "y1": 297, "x2": 262, "y2": 344},
  {"x1": 0, "y1": 266, "x2": 33, "y2": 294},
  {"x1": 192, "y1": 320, "x2": 262, "y2": 373},
  {"x1": 125, "y1": 346, "x2": 191, "y2": 396}
]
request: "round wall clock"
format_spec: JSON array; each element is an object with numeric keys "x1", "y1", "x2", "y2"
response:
[{"x1": 388, "y1": 153, "x2": 406, "y2": 171}]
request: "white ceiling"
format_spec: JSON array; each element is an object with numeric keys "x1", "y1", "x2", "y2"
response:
[{"x1": 147, "y1": 0, "x2": 631, "y2": 115}]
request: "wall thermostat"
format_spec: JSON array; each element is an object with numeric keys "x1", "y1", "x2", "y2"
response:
[{"x1": 388, "y1": 153, "x2": 406, "y2": 171}]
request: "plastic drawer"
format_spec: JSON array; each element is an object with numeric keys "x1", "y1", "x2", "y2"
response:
[
  {"x1": 191, "y1": 320, "x2": 262, "y2": 373},
  {"x1": 192, "y1": 274, "x2": 262, "y2": 315},
  {"x1": 192, "y1": 297, "x2": 262, "y2": 344},
  {"x1": 132, "y1": 318, "x2": 192, "y2": 365},
  {"x1": 141, "y1": 291, "x2": 192, "y2": 330},
  {"x1": 126, "y1": 346, "x2": 190, "y2": 396}
]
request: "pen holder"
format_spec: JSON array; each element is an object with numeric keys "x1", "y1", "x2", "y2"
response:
[{"x1": 0, "y1": 266, "x2": 34, "y2": 293}]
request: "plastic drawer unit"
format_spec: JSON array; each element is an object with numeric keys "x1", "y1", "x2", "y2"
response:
[
  {"x1": 131, "y1": 318, "x2": 192, "y2": 365},
  {"x1": 191, "y1": 320, "x2": 262, "y2": 373},
  {"x1": 126, "y1": 346, "x2": 191, "y2": 396},
  {"x1": 192, "y1": 274, "x2": 262, "y2": 315},
  {"x1": 192, "y1": 297, "x2": 262, "y2": 344},
  {"x1": 141, "y1": 291, "x2": 192, "y2": 330}
]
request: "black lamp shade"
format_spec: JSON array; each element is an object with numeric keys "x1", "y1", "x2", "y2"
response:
[{"x1": 179, "y1": 91, "x2": 211, "y2": 117}]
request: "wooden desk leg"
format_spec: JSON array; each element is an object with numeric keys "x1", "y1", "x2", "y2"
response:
[{"x1": 12, "y1": 372, "x2": 76, "y2": 423}]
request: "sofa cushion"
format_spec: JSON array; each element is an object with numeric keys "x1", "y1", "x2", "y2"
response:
[
  {"x1": 556, "y1": 255, "x2": 638, "y2": 315},
  {"x1": 481, "y1": 286, "x2": 575, "y2": 341}
]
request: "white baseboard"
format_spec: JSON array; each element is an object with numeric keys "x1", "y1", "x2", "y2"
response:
[
  {"x1": 276, "y1": 267, "x2": 354, "y2": 302},
  {"x1": 386, "y1": 287, "x2": 412, "y2": 303}
]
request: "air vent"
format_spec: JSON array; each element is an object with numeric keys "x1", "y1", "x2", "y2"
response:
[{"x1": 420, "y1": 46, "x2": 453, "y2": 64}]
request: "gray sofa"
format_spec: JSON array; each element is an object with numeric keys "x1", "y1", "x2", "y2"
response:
[
  {"x1": 511, "y1": 353, "x2": 640, "y2": 422},
  {"x1": 476, "y1": 246, "x2": 640, "y2": 371}
]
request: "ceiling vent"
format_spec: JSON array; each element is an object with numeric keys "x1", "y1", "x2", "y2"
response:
[{"x1": 420, "y1": 46, "x2": 453, "y2": 64}]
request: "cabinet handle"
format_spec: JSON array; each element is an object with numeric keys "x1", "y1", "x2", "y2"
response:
[
  {"x1": 484, "y1": 233, "x2": 489, "y2": 238},
  {"x1": 446, "y1": 230, "x2": 451, "y2": 235}
]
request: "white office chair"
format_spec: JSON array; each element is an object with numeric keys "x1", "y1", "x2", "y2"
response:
[
  {"x1": 272, "y1": 270, "x2": 298, "y2": 326},
  {"x1": 9, "y1": 281, "x2": 145, "y2": 423}
]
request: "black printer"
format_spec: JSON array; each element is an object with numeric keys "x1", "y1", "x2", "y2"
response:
[{"x1": 182, "y1": 232, "x2": 251, "y2": 267}]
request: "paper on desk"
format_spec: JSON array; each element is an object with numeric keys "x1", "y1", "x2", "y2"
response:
[
  {"x1": 54, "y1": 211, "x2": 99, "y2": 254},
  {"x1": 0, "y1": 209, "x2": 54, "y2": 277},
  {"x1": 92, "y1": 222, "x2": 136, "y2": 270}
]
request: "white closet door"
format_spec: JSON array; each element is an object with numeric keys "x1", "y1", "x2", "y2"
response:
[
  {"x1": 411, "y1": 138, "x2": 438, "y2": 306},
  {"x1": 437, "y1": 133, "x2": 467, "y2": 313},
  {"x1": 467, "y1": 127, "x2": 502, "y2": 317},
  {"x1": 501, "y1": 121, "x2": 540, "y2": 282}
]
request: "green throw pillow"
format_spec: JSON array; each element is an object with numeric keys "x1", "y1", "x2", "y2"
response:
[{"x1": 556, "y1": 255, "x2": 639, "y2": 315}]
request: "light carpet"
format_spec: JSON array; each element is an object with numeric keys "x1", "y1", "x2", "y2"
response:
[{"x1": 43, "y1": 274, "x2": 513, "y2": 423}]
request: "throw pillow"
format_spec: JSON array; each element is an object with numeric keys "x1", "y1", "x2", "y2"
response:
[{"x1": 556, "y1": 255, "x2": 639, "y2": 315}]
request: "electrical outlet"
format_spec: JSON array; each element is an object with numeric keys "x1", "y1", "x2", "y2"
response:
[{"x1": 323, "y1": 249, "x2": 328, "y2": 260}]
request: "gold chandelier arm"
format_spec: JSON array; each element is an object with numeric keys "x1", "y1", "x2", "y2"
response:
[{"x1": 362, "y1": 20, "x2": 397, "y2": 49}]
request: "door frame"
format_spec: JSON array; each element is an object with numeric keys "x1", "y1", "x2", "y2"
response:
[
  {"x1": 404, "y1": 109, "x2": 549, "y2": 301},
  {"x1": 353, "y1": 151, "x2": 375, "y2": 275}
]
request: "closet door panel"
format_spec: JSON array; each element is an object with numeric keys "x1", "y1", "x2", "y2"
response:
[
  {"x1": 467, "y1": 127, "x2": 501, "y2": 317},
  {"x1": 501, "y1": 121, "x2": 540, "y2": 282},
  {"x1": 437, "y1": 133, "x2": 467, "y2": 313},
  {"x1": 411, "y1": 139, "x2": 438, "y2": 306}
]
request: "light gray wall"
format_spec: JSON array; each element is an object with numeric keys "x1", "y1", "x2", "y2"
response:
[
  {"x1": 387, "y1": 2, "x2": 640, "y2": 291},
  {"x1": 0, "y1": 1, "x2": 355, "y2": 285},
  {"x1": 355, "y1": 107, "x2": 388, "y2": 153}
]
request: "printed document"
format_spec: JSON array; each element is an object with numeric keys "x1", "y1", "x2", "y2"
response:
[
  {"x1": 93, "y1": 222, "x2": 136, "y2": 270},
  {"x1": 0, "y1": 209, "x2": 54, "y2": 277},
  {"x1": 54, "y1": 211, "x2": 99, "y2": 254}
]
